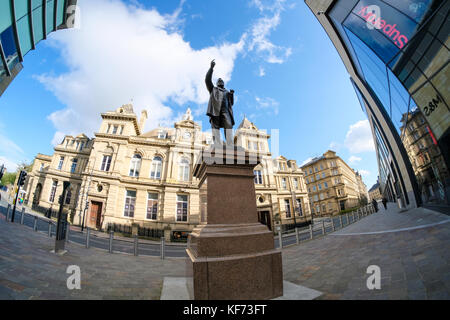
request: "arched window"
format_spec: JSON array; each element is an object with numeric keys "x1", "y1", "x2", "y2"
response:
[
  {"x1": 178, "y1": 157, "x2": 190, "y2": 182},
  {"x1": 129, "y1": 154, "x2": 142, "y2": 177},
  {"x1": 150, "y1": 156, "x2": 162, "y2": 179}
]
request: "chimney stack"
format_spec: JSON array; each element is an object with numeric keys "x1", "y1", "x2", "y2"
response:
[{"x1": 139, "y1": 110, "x2": 148, "y2": 132}]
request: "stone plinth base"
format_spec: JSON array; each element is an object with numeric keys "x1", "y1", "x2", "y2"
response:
[
  {"x1": 187, "y1": 146, "x2": 283, "y2": 300},
  {"x1": 186, "y1": 246, "x2": 282, "y2": 300}
]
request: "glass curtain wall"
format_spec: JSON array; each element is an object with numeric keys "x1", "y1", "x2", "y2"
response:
[{"x1": 330, "y1": 0, "x2": 449, "y2": 206}]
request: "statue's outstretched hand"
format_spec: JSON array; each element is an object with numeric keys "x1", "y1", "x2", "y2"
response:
[
  {"x1": 211, "y1": 59, "x2": 216, "y2": 69},
  {"x1": 230, "y1": 89, "x2": 234, "y2": 94}
]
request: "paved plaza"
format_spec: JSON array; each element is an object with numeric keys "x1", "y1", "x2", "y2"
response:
[
  {"x1": 283, "y1": 203, "x2": 450, "y2": 299},
  {"x1": 0, "y1": 198, "x2": 449, "y2": 299}
]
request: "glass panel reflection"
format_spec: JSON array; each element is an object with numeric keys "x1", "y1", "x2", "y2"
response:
[{"x1": 0, "y1": 26, "x2": 19, "y2": 70}]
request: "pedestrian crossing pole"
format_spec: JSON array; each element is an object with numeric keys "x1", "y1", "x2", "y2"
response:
[{"x1": 55, "y1": 181, "x2": 70, "y2": 253}]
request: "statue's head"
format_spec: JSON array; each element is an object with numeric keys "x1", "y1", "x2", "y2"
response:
[{"x1": 217, "y1": 78, "x2": 225, "y2": 88}]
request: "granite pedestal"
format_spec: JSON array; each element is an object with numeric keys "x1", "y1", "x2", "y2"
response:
[{"x1": 186, "y1": 146, "x2": 283, "y2": 300}]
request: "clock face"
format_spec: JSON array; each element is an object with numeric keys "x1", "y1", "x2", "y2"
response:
[{"x1": 184, "y1": 131, "x2": 191, "y2": 139}]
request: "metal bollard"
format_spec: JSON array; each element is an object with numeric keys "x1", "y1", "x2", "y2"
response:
[
  {"x1": 6, "y1": 204, "x2": 11, "y2": 221},
  {"x1": 278, "y1": 230, "x2": 283, "y2": 249},
  {"x1": 48, "y1": 221, "x2": 52, "y2": 237},
  {"x1": 20, "y1": 209, "x2": 25, "y2": 225},
  {"x1": 346, "y1": 213, "x2": 349, "y2": 225},
  {"x1": 33, "y1": 216, "x2": 38, "y2": 231},
  {"x1": 322, "y1": 220, "x2": 325, "y2": 235},
  {"x1": 309, "y1": 224, "x2": 313, "y2": 240},
  {"x1": 86, "y1": 227, "x2": 90, "y2": 248},
  {"x1": 295, "y1": 227, "x2": 299, "y2": 244},
  {"x1": 21, "y1": 208, "x2": 25, "y2": 223},
  {"x1": 134, "y1": 235, "x2": 138, "y2": 256},
  {"x1": 65, "y1": 224, "x2": 70, "y2": 243},
  {"x1": 331, "y1": 217, "x2": 335, "y2": 231},
  {"x1": 109, "y1": 231, "x2": 114, "y2": 253},
  {"x1": 339, "y1": 215, "x2": 343, "y2": 228},
  {"x1": 352, "y1": 211, "x2": 356, "y2": 222},
  {"x1": 160, "y1": 237, "x2": 165, "y2": 259}
]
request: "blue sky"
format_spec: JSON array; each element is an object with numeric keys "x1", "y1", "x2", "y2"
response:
[{"x1": 0, "y1": 0, "x2": 378, "y2": 189}]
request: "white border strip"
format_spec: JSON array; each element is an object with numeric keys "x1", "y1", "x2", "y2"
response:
[{"x1": 330, "y1": 219, "x2": 450, "y2": 236}]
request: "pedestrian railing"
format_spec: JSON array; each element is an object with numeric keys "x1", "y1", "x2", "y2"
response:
[
  {"x1": 1, "y1": 201, "x2": 376, "y2": 256},
  {"x1": 275, "y1": 204, "x2": 376, "y2": 249},
  {"x1": 1, "y1": 204, "x2": 173, "y2": 259}
]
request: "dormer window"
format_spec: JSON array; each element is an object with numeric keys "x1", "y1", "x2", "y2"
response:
[
  {"x1": 120, "y1": 126, "x2": 124, "y2": 135},
  {"x1": 112, "y1": 125, "x2": 118, "y2": 134},
  {"x1": 158, "y1": 130, "x2": 167, "y2": 139}
]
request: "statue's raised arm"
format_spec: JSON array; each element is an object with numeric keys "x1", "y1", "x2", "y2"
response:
[{"x1": 205, "y1": 59, "x2": 215, "y2": 94}]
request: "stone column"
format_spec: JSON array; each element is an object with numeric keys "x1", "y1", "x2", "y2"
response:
[{"x1": 186, "y1": 146, "x2": 283, "y2": 300}]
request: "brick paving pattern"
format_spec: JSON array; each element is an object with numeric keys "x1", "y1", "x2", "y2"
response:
[{"x1": 0, "y1": 194, "x2": 449, "y2": 300}]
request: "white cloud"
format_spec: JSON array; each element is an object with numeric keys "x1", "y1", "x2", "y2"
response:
[
  {"x1": 246, "y1": 1, "x2": 292, "y2": 64},
  {"x1": 348, "y1": 155, "x2": 362, "y2": 164},
  {"x1": 329, "y1": 141, "x2": 341, "y2": 151},
  {"x1": 255, "y1": 96, "x2": 279, "y2": 115},
  {"x1": 258, "y1": 66, "x2": 266, "y2": 77},
  {"x1": 300, "y1": 157, "x2": 313, "y2": 167},
  {"x1": 358, "y1": 169, "x2": 371, "y2": 177},
  {"x1": 37, "y1": 0, "x2": 245, "y2": 142},
  {"x1": 0, "y1": 132, "x2": 28, "y2": 172},
  {"x1": 344, "y1": 120, "x2": 375, "y2": 153},
  {"x1": 0, "y1": 156, "x2": 19, "y2": 173}
]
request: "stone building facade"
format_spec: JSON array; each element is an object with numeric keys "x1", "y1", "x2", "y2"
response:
[
  {"x1": 301, "y1": 150, "x2": 368, "y2": 216},
  {"x1": 369, "y1": 182, "x2": 382, "y2": 202},
  {"x1": 25, "y1": 104, "x2": 311, "y2": 240}
]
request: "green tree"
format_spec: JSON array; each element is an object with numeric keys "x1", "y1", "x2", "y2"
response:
[
  {"x1": 1, "y1": 172, "x2": 16, "y2": 186},
  {"x1": 18, "y1": 161, "x2": 33, "y2": 173}
]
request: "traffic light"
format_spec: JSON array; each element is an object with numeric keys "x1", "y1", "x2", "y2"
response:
[{"x1": 18, "y1": 170, "x2": 27, "y2": 186}]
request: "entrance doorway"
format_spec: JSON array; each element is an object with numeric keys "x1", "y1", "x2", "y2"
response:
[
  {"x1": 88, "y1": 201, "x2": 103, "y2": 229},
  {"x1": 258, "y1": 211, "x2": 272, "y2": 231}
]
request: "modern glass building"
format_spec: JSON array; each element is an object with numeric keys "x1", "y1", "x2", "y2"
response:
[
  {"x1": 0, "y1": 0, "x2": 78, "y2": 96},
  {"x1": 305, "y1": 0, "x2": 449, "y2": 212}
]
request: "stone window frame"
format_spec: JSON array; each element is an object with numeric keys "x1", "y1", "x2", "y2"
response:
[
  {"x1": 284, "y1": 199, "x2": 291, "y2": 218},
  {"x1": 70, "y1": 158, "x2": 78, "y2": 173},
  {"x1": 146, "y1": 192, "x2": 159, "y2": 221},
  {"x1": 129, "y1": 153, "x2": 142, "y2": 177},
  {"x1": 49, "y1": 180, "x2": 58, "y2": 202},
  {"x1": 176, "y1": 194, "x2": 189, "y2": 222},
  {"x1": 124, "y1": 189, "x2": 137, "y2": 218},
  {"x1": 178, "y1": 157, "x2": 190, "y2": 182},
  {"x1": 150, "y1": 155, "x2": 163, "y2": 180},
  {"x1": 57, "y1": 156, "x2": 65, "y2": 170}
]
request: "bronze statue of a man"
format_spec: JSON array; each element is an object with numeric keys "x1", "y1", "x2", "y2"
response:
[{"x1": 205, "y1": 59, "x2": 235, "y2": 146}]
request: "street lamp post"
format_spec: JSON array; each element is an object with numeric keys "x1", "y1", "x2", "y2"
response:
[
  {"x1": 81, "y1": 148, "x2": 96, "y2": 232},
  {"x1": 290, "y1": 191, "x2": 298, "y2": 228},
  {"x1": 55, "y1": 181, "x2": 70, "y2": 253}
]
